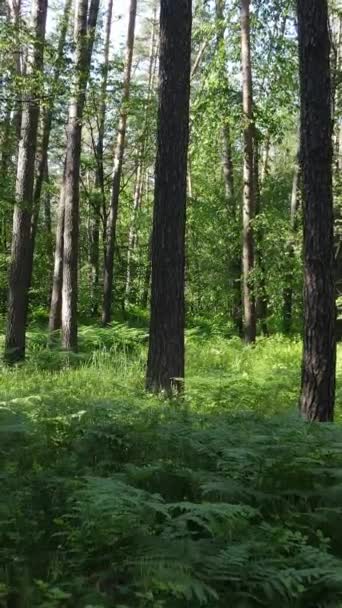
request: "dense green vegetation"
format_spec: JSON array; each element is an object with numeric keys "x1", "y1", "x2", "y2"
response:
[
  {"x1": 1, "y1": 323, "x2": 342, "y2": 607},
  {"x1": 0, "y1": 0, "x2": 341, "y2": 604}
]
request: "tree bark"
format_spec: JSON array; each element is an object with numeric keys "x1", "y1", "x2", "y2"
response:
[
  {"x1": 333, "y1": 15, "x2": 342, "y2": 172},
  {"x1": 146, "y1": 0, "x2": 192, "y2": 394},
  {"x1": 240, "y1": 0, "x2": 256, "y2": 344},
  {"x1": 102, "y1": 0, "x2": 137, "y2": 325},
  {"x1": 297, "y1": 0, "x2": 336, "y2": 422},
  {"x1": 4, "y1": 0, "x2": 47, "y2": 364},
  {"x1": 61, "y1": 0, "x2": 99, "y2": 350}
]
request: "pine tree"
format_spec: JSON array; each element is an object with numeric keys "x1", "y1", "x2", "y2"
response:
[
  {"x1": 146, "y1": 0, "x2": 192, "y2": 394},
  {"x1": 60, "y1": 0, "x2": 100, "y2": 351},
  {"x1": 297, "y1": 0, "x2": 336, "y2": 421},
  {"x1": 240, "y1": 0, "x2": 256, "y2": 344},
  {"x1": 4, "y1": 0, "x2": 48, "y2": 363}
]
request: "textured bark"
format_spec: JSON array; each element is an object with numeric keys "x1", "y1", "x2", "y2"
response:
[
  {"x1": 297, "y1": 0, "x2": 336, "y2": 421},
  {"x1": 0, "y1": 107, "x2": 13, "y2": 186},
  {"x1": 333, "y1": 15, "x2": 342, "y2": 172},
  {"x1": 240, "y1": 0, "x2": 256, "y2": 344},
  {"x1": 146, "y1": 0, "x2": 192, "y2": 394},
  {"x1": 4, "y1": 0, "x2": 47, "y2": 364},
  {"x1": 102, "y1": 0, "x2": 137, "y2": 325},
  {"x1": 61, "y1": 0, "x2": 99, "y2": 350}
]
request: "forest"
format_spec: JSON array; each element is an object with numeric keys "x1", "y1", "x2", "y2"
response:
[{"x1": 0, "y1": 0, "x2": 342, "y2": 605}]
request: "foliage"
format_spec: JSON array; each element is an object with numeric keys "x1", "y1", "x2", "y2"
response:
[{"x1": 1, "y1": 327, "x2": 342, "y2": 607}]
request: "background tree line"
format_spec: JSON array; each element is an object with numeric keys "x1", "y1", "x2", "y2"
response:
[{"x1": 0, "y1": 0, "x2": 341, "y2": 418}]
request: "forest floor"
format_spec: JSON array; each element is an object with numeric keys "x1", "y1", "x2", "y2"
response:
[{"x1": 2, "y1": 322, "x2": 342, "y2": 606}]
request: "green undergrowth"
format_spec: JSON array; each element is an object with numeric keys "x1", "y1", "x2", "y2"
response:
[{"x1": 1, "y1": 326, "x2": 342, "y2": 607}]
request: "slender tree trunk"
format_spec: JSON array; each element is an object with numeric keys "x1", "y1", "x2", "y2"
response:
[
  {"x1": 44, "y1": 162, "x2": 52, "y2": 235},
  {"x1": 215, "y1": 0, "x2": 242, "y2": 335},
  {"x1": 124, "y1": 164, "x2": 144, "y2": 307},
  {"x1": 215, "y1": 0, "x2": 234, "y2": 204},
  {"x1": 61, "y1": 0, "x2": 100, "y2": 350},
  {"x1": 89, "y1": 202, "x2": 100, "y2": 315},
  {"x1": 4, "y1": 0, "x2": 47, "y2": 364},
  {"x1": 49, "y1": 180, "x2": 65, "y2": 333},
  {"x1": 297, "y1": 0, "x2": 336, "y2": 421},
  {"x1": 240, "y1": 0, "x2": 256, "y2": 344},
  {"x1": 222, "y1": 123, "x2": 234, "y2": 202},
  {"x1": 260, "y1": 133, "x2": 271, "y2": 183},
  {"x1": 89, "y1": 0, "x2": 113, "y2": 316},
  {"x1": 102, "y1": 0, "x2": 137, "y2": 325},
  {"x1": 27, "y1": 0, "x2": 71, "y2": 295},
  {"x1": 254, "y1": 134, "x2": 268, "y2": 335},
  {"x1": 282, "y1": 156, "x2": 300, "y2": 333},
  {"x1": 124, "y1": 3, "x2": 157, "y2": 308},
  {"x1": 146, "y1": 0, "x2": 192, "y2": 394},
  {"x1": 142, "y1": 234, "x2": 152, "y2": 309}
]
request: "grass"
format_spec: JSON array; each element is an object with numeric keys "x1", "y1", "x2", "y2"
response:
[
  {"x1": 0, "y1": 326, "x2": 303, "y2": 415},
  {"x1": 1, "y1": 325, "x2": 342, "y2": 606}
]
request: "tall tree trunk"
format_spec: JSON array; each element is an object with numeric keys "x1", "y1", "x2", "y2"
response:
[
  {"x1": 124, "y1": 2, "x2": 157, "y2": 309},
  {"x1": 254, "y1": 134, "x2": 268, "y2": 335},
  {"x1": 240, "y1": 0, "x2": 256, "y2": 344},
  {"x1": 124, "y1": 164, "x2": 144, "y2": 308},
  {"x1": 61, "y1": 0, "x2": 100, "y2": 351},
  {"x1": 4, "y1": 0, "x2": 47, "y2": 364},
  {"x1": 44, "y1": 162, "x2": 52, "y2": 235},
  {"x1": 102, "y1": 0, "x2": 137, "y2": 325},
  {"x1": 190, "y1": 39, "x2": 207, "y2": 80},
  {"x1": 215, "y1": 0, "x2": 242, "y2": 335},
  {"x1": 215, "y1": 0, "x2": 234, "y2": 204},
  {"x1": 49, "y1": 180, "x2": 65, "y2": 333},
  {"x1": 27, "y1": 0, "x2": 71, "y2": 296},
  {"x1": 297, "y1": 0, "x2": 336, "y2": 422},
  {"x1": 333, "y1": 15, "x2": 342, "y2": 172},
  {"x1": 282, "y1": 156, "x2": 300, "y2": 334},
  {"x1": 89, "y1": 0, "x2": 113, "y2": 316},
  {"x1": 146, "y1": 0, "x2": 192, "y2": 394}
]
